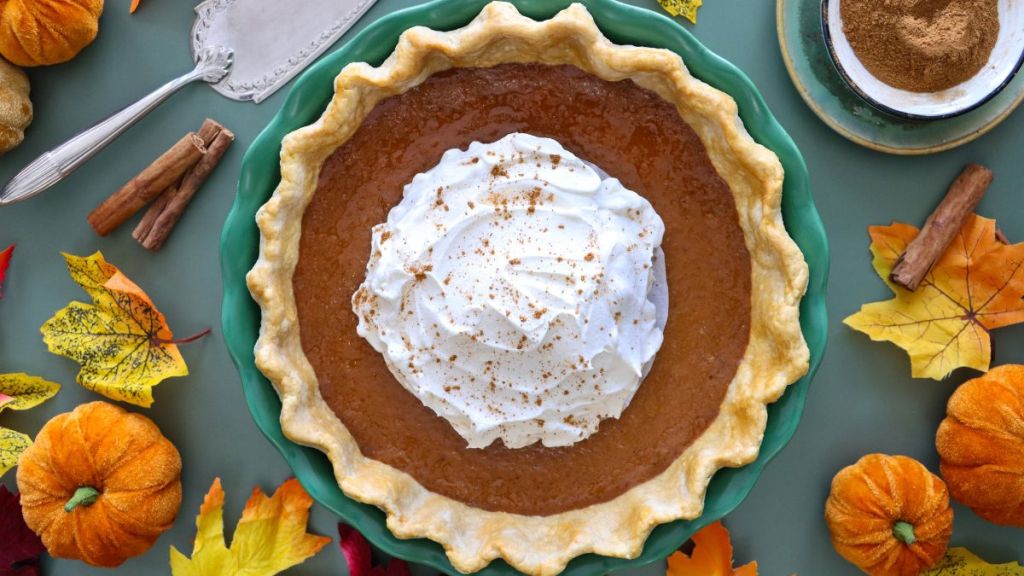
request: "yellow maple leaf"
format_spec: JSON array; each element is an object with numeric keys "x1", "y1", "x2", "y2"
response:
[
  {"x1": 844, "y1": 215, "x2": 1024, "y2": 380},
  {"x1": 923, "y1": 547, "x2": 1024, "y2": 575},
  {"x1": 170, "y1": 478, "x2": 330, "y2": 576},
  {"x1": 666, "y1": 521, "x2": 758, "y2": 576},
  {"x1": 40, "y1": 252, "x2": 208, "y2": 407},
  {"x1": 0, "y1": 373, "x2": 60, "y2": 476},
  {"x1": 657, "y1": 0, "x2": 703, "y2": 24}
]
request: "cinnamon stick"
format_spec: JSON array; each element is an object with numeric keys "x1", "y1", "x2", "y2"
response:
[
  {"x1": 132, "y1": 180, "x2": 177, "y2": 238},
  {"x1": 134, "y1": 125, "x2": 234, "y2": 251},
  {"x1": 890, "y1": 164, "x2": 994, "y2": 291},
  {"x1": 132, "y1": 119, "x2": 224, "y2": 245},
  {"x1": 195, "y1": 118, "x2": 222, "y2": 145},
  {"x1": 88, "y1": 133, "x2": 206, "y2": 236}
]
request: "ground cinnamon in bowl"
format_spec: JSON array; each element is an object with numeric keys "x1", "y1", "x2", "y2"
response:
[{"x1": 840, "y1": 0, "x2": 1000, "y2": 93}]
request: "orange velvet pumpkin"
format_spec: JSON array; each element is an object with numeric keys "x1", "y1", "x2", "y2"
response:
[
  {"x1": 15, "y1": 401, "x2": 182, "y2": 567},
  {"x1": 825, "y1": 454, "x2": 953, "y2": 576},
  {"x1": 937, "y1": 364, "x2": 1024, "y2": 527},
  {"x1": 0, "y1": 0, "x2": 105, "y2": 67}
]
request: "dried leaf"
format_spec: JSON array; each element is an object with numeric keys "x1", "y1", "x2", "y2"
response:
[
  {"x1": 40, "y1": 252, "x2": 208, "y2": 407},
  {"x1": 0, "y1": 559, "x2": 40, "y2": 576},
  {"x1": 657, "y1": 0, "x2": 703, "y2": 23},
  {"x1": 339, "y1": 523, "x2": 411, "y2": 576},
  {"x1": 170, "y1": 478, "x2": 330, "y2": 576},
  {"x1": 0, "y1": 485, "x2": 44, "y2": 576},
  {"x1": 0, "y1": 244, "x2": 13, "y2": 300},
  {"x1": 922, "y1": 547, "x2": 1024, "y2": 575},
  {"x1": 666, "y1": 522, "x2": 757, "y2": 576},
  {"x1": 845, "y1": 215, "x2": 1024, "y2": 380},
  {"x1": 0, "y1": 374, "x2": 60, "y2": 413},
  {"x1": 0, "y1": 374, "x2": 59, "y2": 478}
]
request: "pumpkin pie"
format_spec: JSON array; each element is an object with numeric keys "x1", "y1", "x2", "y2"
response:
[{"x1": 248, "y1": 3, "x2": 809, "y2": 574}]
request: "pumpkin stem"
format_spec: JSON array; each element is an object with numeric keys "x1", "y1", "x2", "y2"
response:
[
  {"x1": 65, "y1": 486, "x2": 100, "y2": 512},
  {"x1": 893, "y1": 521, "x2": 916, "y2": 545}
]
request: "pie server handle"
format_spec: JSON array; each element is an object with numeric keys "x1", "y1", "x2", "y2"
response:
[{"x1": 0, "y1": 46, "x2": 233, "y2": 207}]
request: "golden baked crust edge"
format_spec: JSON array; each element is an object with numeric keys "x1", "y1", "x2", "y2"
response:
[{"x1": 247, "y1": 3, "x2": 810, "y2": 574}]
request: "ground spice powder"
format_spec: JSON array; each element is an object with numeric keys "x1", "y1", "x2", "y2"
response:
[{"x1": 841, "y1": 0, "x2": 1000, "y2": 93}]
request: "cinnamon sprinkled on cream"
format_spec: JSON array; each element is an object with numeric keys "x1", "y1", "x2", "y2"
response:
[{"x1": 352, "y1": 133, "x2": 666, "y2": 449}]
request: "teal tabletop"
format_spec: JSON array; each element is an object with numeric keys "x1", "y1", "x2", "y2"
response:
[{"x1": 1, "y1": 1, "x2": 1023, "y2": 575}]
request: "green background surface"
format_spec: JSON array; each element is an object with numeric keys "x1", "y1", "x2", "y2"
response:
[{"x1": 1, "y1": 1, "x2": 1022, "y2": 575}]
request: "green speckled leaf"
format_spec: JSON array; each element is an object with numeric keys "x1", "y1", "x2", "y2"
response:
[
  {"x1": 0, "y1": 428, "x2": 30, "y2": 477},
  {"x1": 40, "y1": 252, "x2": 190, "y2": 408},
  {"x1": 656, "y1": 0, "x2": 702, "y2": 23},
  {"x1": 924, "y1": 548, "x2": 1024, "y2": 576},
  {"x1": 0, "y1": 374, "x2": 60, "y2": 413},
  {"x1": 63, "y1": 251, "x2": 120, "y2": 303}
]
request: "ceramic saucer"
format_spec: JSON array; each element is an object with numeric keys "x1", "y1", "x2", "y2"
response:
[{"x1": 777, "y1": 0, "x2": 1024, "y2": 155}]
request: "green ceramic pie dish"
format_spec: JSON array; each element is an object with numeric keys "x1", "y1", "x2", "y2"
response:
[{"x1": 220, "y1": 0, "x2": 829, "y2": 573}]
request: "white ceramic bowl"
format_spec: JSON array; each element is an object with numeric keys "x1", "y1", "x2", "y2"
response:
[{"x1": 823, "y1": 0, "x2": 1024, "y2": 119}]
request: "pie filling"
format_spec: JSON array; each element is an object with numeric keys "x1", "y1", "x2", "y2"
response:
[{"x1": 293, "y1": 63, "x2": 753, "y2": 516}]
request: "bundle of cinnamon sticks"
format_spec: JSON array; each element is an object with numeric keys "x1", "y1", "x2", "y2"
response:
[{"x1": 88, "y1": 118, "x2": 234, "y2": 251}]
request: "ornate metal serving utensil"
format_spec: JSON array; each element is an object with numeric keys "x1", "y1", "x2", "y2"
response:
[{"x1": 2, "y1": 0, "x2": 378, "y2": 206}]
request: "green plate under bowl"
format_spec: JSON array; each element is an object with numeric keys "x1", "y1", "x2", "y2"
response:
[
  {"x1": 778, "y1": 0, "x2": 1024, "y2": 155},
  {"x1": 220, "y1": 1, "x2": 829, "y2": 574}
]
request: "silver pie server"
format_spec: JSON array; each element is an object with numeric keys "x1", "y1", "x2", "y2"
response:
[
  {"x1": 1, "y1": 0, "x2": 379, "y2": 206},
  {"x1": 0, "y1": 47, "x2": 232, "y2": 206}
]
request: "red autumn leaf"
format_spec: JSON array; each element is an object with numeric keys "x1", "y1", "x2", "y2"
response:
[
  {"x1": 339, "y1": 524, "x2": 411, "y2": 576},
  {"x1": 0, "y1": 245, "x2": 13, "y2": 300},
  {"x1": 0, "y1": 485, "x2": 44, "y2": 576}
]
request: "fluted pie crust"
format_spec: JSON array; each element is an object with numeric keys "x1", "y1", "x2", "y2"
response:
[{"x1": 247, "y1": 3, "x2": 810, "y2": 574}]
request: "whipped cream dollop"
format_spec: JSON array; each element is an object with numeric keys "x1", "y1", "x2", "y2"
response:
[{"x1": 352, "y1": 133, "x2": 666, "y2": 449}]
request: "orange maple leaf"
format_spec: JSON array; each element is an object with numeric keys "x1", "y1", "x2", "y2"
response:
[
  {"x1": 845, "y1": 215, "x2": 1024, "y2": 380},
  {"x1": 666, "y1": 521, "x2": 758, "y2": 576}
]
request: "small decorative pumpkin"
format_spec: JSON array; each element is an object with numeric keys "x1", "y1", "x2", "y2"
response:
[
  {"x1": 937, "y1": 364, "x2": 1024, "y2": 527},
  {"x1": 0, "y1": 0, "x2": 104, "y2": 67},
  {"x1": 16, "y1": 401, "x2": 182, "y2": 567},
  {"x1": 0, "y1": 56, "x2": 31, "y2": 154},
  {"x1": 825, "y1": 454, "x2": 953, "y2": 576}
]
